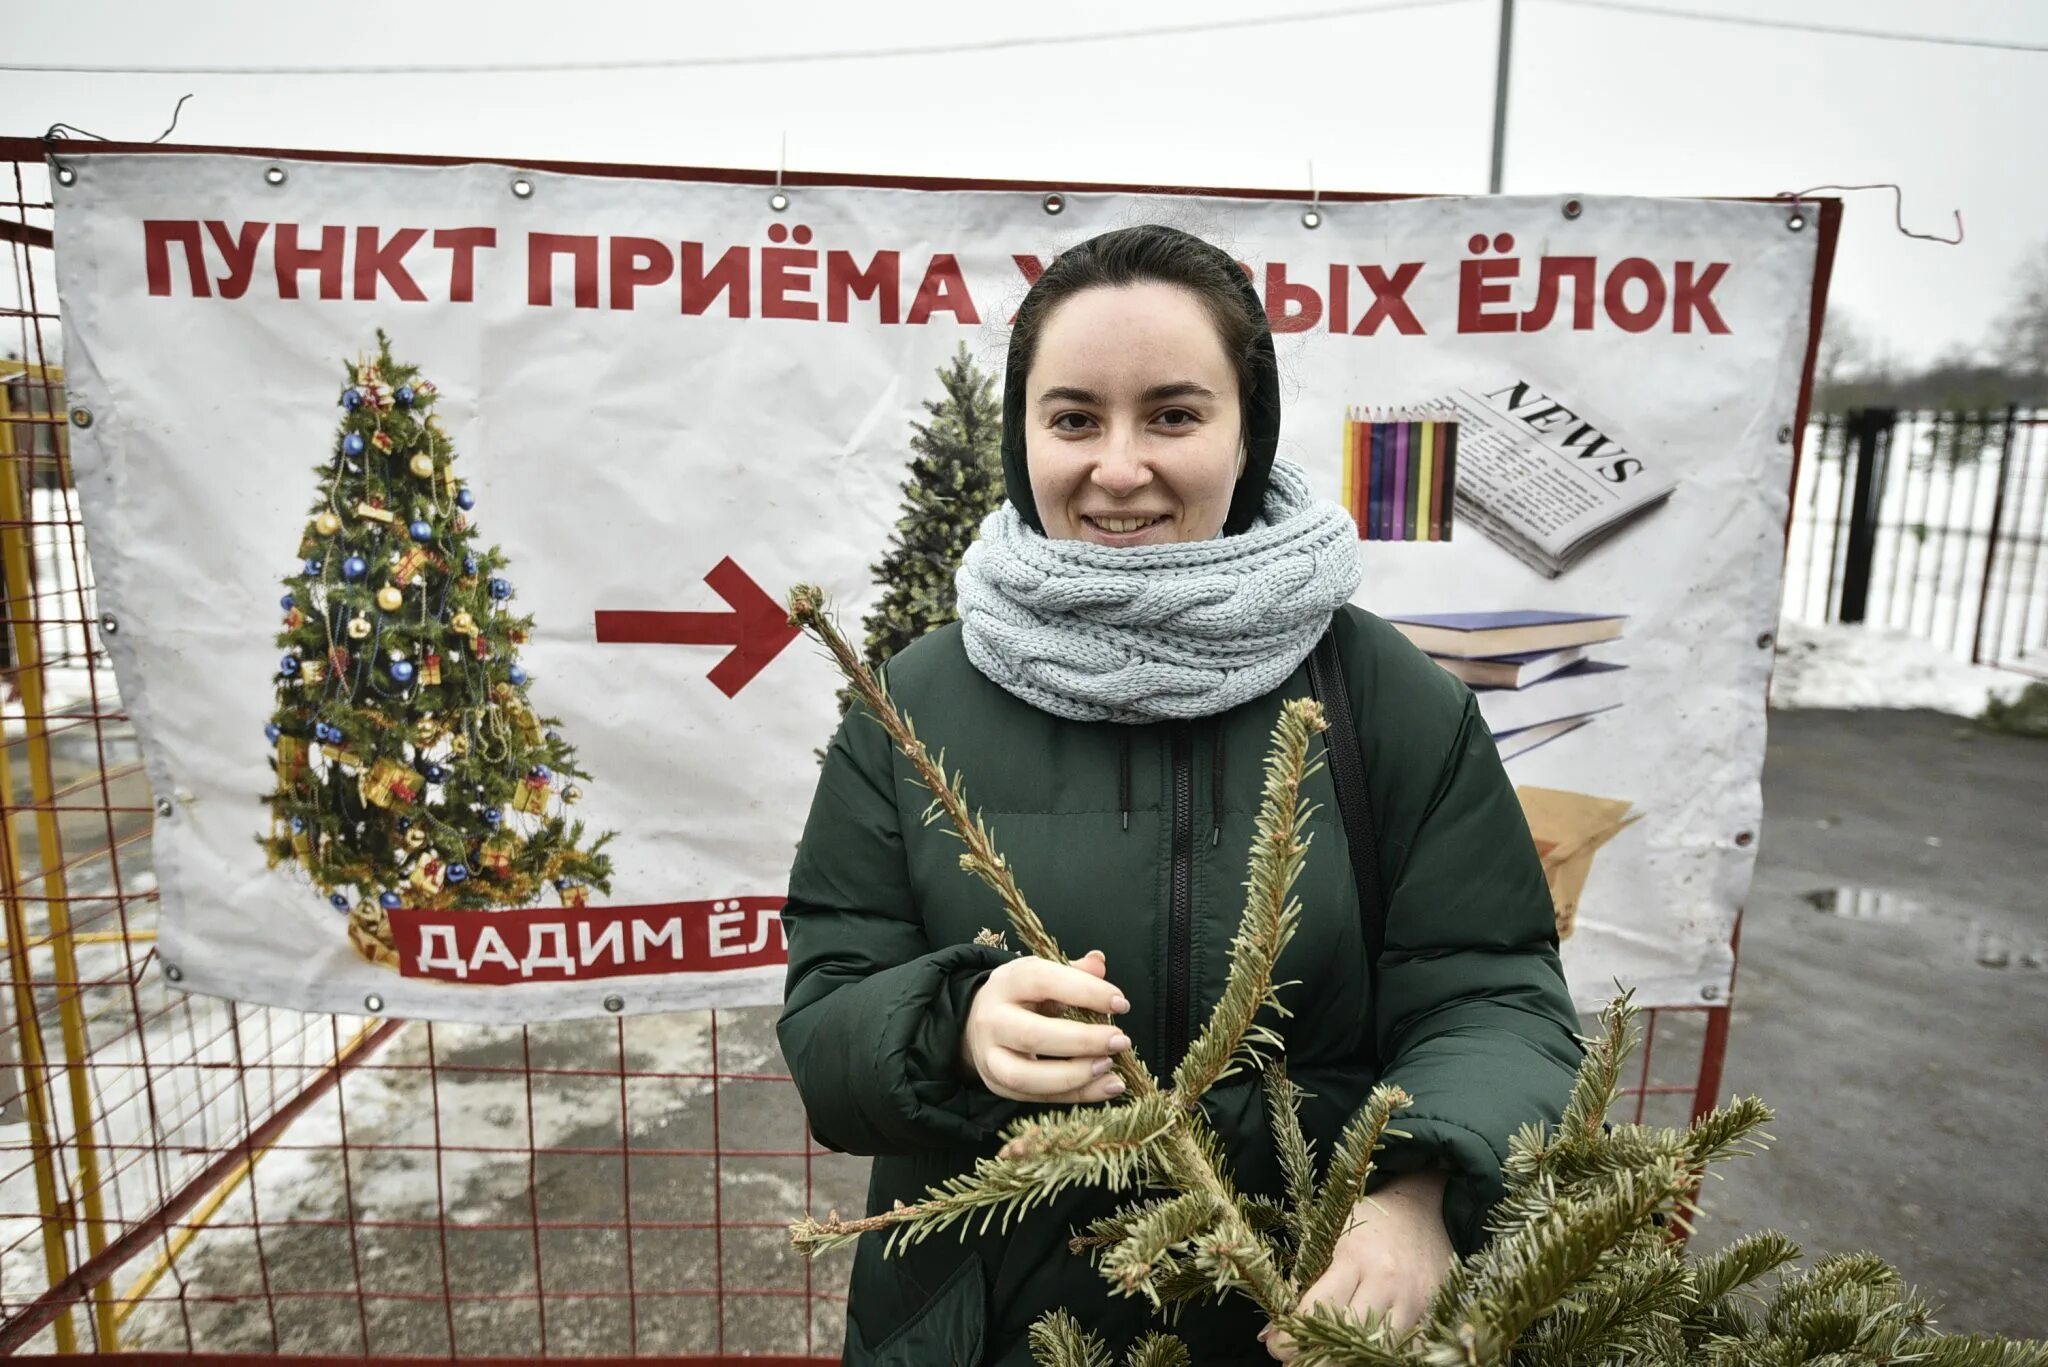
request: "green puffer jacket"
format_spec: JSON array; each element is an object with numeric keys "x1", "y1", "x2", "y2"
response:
[{"x1": 777, "y1": 604, "x2": 1581, "y2": 1366}]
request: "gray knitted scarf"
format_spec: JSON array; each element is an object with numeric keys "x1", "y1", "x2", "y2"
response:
[{"x1": 954, "y1": 459, "x2": 1362, "y2": 723}]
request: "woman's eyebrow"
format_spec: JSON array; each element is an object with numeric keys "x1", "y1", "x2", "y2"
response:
[{"x1": 1036, "y1": 382, "x2": 1220, "y2": 405}]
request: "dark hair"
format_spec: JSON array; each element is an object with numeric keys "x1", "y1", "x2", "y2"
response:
[{"x1": 998, "y1": 224, "x2": 1282, "y2": 537}]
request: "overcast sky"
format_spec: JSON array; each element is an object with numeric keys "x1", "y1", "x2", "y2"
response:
[{"x1": 6, "y1": 0, "x2": 2046, "y2": 369}]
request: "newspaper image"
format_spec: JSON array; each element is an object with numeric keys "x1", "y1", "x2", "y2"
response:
[{"x1": 1443, "y1": 379, "x2": 1676, "y2": 577}]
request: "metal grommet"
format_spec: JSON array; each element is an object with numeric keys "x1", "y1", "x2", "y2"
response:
[
  {"x1": 164, "y1": 964, "x2": 183, "y2": 983},
  {"x1": 1300, "y1": 209, "x2": 1322, "y2": 230},
  {"x1": 1562, "y1": 198, "x2": 1583, "y2": 220},
  {"x1": 767, "y1": 190, "x2": 789, "y2": 213},
  {"x1": 1734, "y1": 830, "x2": 1754, "y2": 847},
  {"x1": 154, "y1": 795, "x2": 174, "y2": 819},
  {"x1": 1777, "y1": 424, "x2": 1794, "y2": 444},
  {"x1": 511, "y1": 176, "x2": 535, "y2": 200},
  {"x1": 98, "y1": 612, "x2": 119, "y2": 635},
  {"x1": 69, "y1": 406, "x2": 93, "y2": 429},
  {"x1": 1787, "y1": 211, "x2": 1806, "y2": 232},
  {"x1": 364, "y1": 994, "x2": 384, "y2": 1014},
  {"x1": 1756, "y1": 631, "x2": 1775, "y2": 650},
  {"x1": 603, "y1": 994, "x2": 625, "y2": 1014},
  {"x1": 264, "y1": 166, "x2": 288, "y2": 187},
  {"x1": 1701, "y1": 984, "x2": 1722, "y2": 1002},
  {"x1": 1042, "y1": 192, "x2": 1065, "y2": 215},
  {"x1": 54, "y1": 164, "x2": 76, "y2": 187}
]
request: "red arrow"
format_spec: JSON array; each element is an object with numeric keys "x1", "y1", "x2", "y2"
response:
[{"x1": 595, "y1": 557, "x2": 800, "y2": 698}]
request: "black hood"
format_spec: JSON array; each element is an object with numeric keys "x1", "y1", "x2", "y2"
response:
[{"x1": 997, "y1": 228, "x2": 1281, "y2": 538}]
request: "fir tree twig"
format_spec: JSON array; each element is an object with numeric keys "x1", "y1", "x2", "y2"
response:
[{"x1": 1169, "y1": 706, "x2": 1324, "y2": 1106}]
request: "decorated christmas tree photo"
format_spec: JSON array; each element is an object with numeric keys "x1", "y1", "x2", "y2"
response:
[
  {"x1": 783, "y1": 586, "x2": 2046, "y2": 1367},
  {"x1": 260, "y1": 332, "x2": 614, "y2": 970}
]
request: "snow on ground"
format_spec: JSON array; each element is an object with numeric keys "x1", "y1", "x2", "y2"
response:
[{"x1": 1769, "y1": 619, "x2": 2036, "y2": 716}]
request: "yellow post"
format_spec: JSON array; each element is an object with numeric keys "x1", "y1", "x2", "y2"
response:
[
  {"x1": 0, "y1": 369, "x2": 77, "y2": 1351},
  {"x1": 0, "y1": 365, "x2": 119, "y2": 1348},
  {"x1": 0, "y1": 731, "x2": 78, "y2": 1352}
]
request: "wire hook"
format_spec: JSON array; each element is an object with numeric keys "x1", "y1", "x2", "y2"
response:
[
  {"x1": 43, "y1": 93, "x2": 194, "y2": 147},
  {"x1": 1776, "y1": 182, "x2": 1963, "y2": 245}
]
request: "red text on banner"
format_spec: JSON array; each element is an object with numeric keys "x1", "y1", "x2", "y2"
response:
[
  {"x1": 144, "y1": 221, "x2": 499, "y2": 302},
  {"x1": 391, "y1": 896, "x2": 788, "y2": 985}
]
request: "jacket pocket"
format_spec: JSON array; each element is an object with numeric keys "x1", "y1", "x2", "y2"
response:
[{"x1": 848, "y1": 1251, "x2": 987, "y2": 1367}]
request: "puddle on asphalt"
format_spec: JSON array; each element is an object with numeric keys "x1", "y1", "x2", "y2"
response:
[{"x1": 1802, "y1": 887, "x2": 2044, "y2": 972}]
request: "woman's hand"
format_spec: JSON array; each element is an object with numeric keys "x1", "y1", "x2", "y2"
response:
[
  {"x1": 959, "y1": 949, "x2": 1132, "y2": 1103},
  {"x1": 1261, "y1": 1170, "x2": 1454, "y2": 1361}
]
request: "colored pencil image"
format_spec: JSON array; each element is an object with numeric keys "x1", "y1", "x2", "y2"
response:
[{"x1": 1341, "y1": 409, "x2": 1459, "y2": 542}]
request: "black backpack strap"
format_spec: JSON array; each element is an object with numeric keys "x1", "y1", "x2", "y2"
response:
[{"x1": 1304, "y1": 624, "x2": 1386, "y2": 1067}]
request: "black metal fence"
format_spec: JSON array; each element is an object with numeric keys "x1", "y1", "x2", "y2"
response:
[{"x1": 1783, "y1": 407, "x2": 2048, "y2": 678}]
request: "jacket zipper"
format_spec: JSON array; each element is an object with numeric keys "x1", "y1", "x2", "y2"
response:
[{"x1": 1165, "y1": 722, "x2": 1194, "y2": 1078}]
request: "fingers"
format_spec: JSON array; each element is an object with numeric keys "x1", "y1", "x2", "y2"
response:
[
  {"x1": 982, "y1": 1046, "x2": 1128, "y2": 1103},
  {"x1": 977, "y1": 997, "x2": 1130, "y2": 1102},
  {"x1": 967, "y1": 951, "x2": 1135, "y2": 1102},
  {"x1": 1001, "y1": 1011, "x2": 1130, "y2": 1062},
  {"x1": 996, "y1": 955, "x2": 1131, "y2": 1018}
]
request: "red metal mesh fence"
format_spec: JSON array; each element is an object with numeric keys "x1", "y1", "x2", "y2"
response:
[{"x1": 0, "y1": 137, "x2": 1730, "y2": 1362}]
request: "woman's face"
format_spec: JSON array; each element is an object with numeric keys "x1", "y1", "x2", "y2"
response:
[{"x1": 1023, "y1": 282, "x2": 1246, "y2": 547}]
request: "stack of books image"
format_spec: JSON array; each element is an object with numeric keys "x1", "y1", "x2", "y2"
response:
[{"x1": 1383, "y1": 610, "x2": 1627, "y2": 760}]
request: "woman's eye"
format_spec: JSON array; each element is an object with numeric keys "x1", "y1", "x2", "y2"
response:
[
  {"x1": 1052, "y1": 412, "x2": 1095, "y2": 432},
  {"x1": 1157, "y1": 408, "x2": 1198, "y2": 428}
]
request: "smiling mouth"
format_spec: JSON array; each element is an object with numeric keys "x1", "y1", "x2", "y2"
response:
[{"x1": 1084, "y1": 515, "x2": 1168, "y2": 534}]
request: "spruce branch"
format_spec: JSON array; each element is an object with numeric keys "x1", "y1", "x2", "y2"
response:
[
  {"x1": 1100, "y1": 1191, "x2": 1225, "y2": 1304},
  {"x1": 790, "y1": 584, "x2": 1062, "y2": 959},
  {"x1": 790, "y1": 1094, "x2": 1176, "y2": 1257},
  {"x1": 1515, "y1": 1256, "x2": 1694, "y2": 1367},
  {"x1": 1763, "y1": 1252, "x2": 1904, "y2": 1338},
  {"x1": 1557, "y1": 992, "x2": 1636, "y2": 1152},
  {"x1": 1122, "y1": 1332, "x2": 1195, "y2": 1367},
  {"x1": 1170, "y1": 702, "x2": 1324, "y2": 1107},
  {"x1": 1690, "y1": 1231, "x2": 1802, "y2": 1309},
  {"x1": 1908, "y1": 1338, "x2": 2048, "y2": 1367},
  {"x1": 788, "y1": 583, "x2": 1159, "y2": 1097},
  {"x1": 1421, "y1": 1159, "x2": 1694, "y2": 1363},
  {"x1": 1072, "y1": 1197, "x2": 1181, "y2": 1256},
  {"x1": 1265, "y1": 1061, "x2": 1319, "y2": 1268},
  {"x1": 1189, "y1": 1224, "x2": 1294, "y2": 1309},
  {"x1": 1281, "y1": 1299, "x2": 1412, "y2": 1367},
  {"x1": 1029, "y1": 1310, "x2": 1114, "y2": 1367},
  {"x1": 1243, "y1": 1194, "x2": 1293, "y2": 1235},
  {"x1": 1683, "y1": 1095, "x2": 1775, "y2": 1171},
  {"x1": 1295, "y1": 1082, "x2": 1412, "y2": 1291}
]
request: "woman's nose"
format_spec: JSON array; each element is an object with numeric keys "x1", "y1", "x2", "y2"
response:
[{"x1": 1090, "y1": 430, "x2": 1153, "y2": 497}]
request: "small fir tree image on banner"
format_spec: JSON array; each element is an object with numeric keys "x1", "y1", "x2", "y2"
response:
[
  {"x1": 260, "y1": 333, "x2": 614, "y2": 971},
  {"x1": 838, "y1": 342, "x2": 1003, "y2": 717}
]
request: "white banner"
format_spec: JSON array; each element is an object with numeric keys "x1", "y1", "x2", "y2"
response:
[{"x1": 52, "y1": 152, "x2": 1823, "y2": 1021}]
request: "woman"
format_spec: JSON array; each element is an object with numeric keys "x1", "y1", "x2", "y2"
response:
[{"x1": 777, "y1": 224, "x2": 1581, "y2": 1366}]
